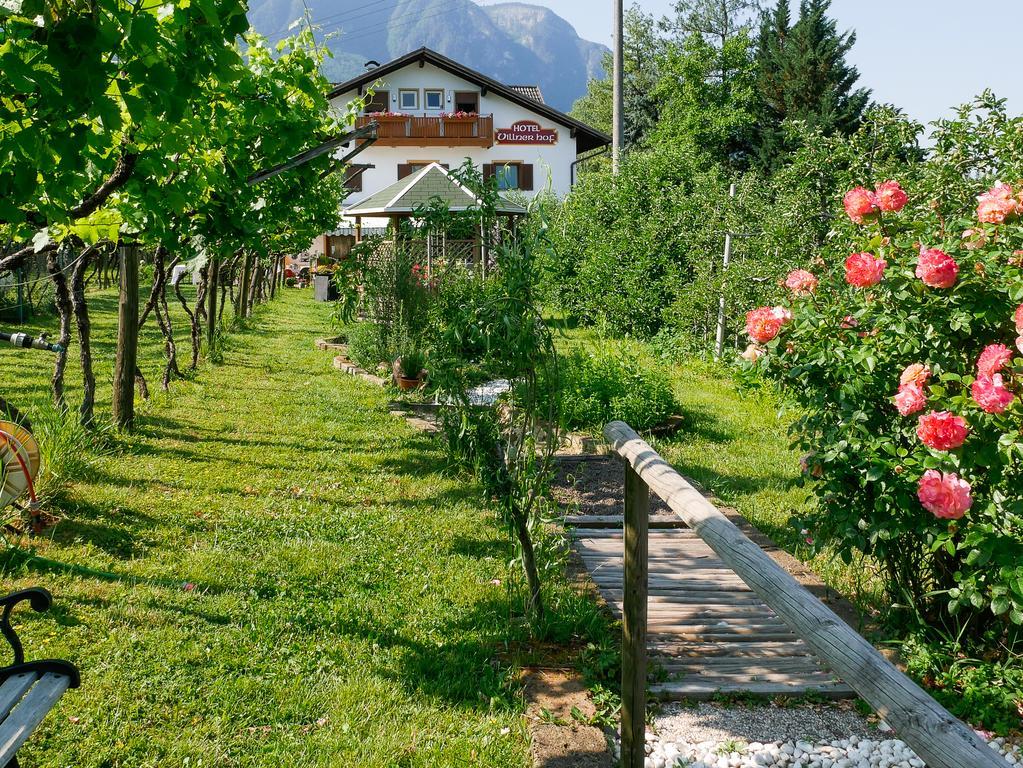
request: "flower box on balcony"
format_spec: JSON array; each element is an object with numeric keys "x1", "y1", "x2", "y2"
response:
[
  {"x1": 368, "y1": 113, "x2": 410, "y2": 138},
  {"x1": 442, "y1": 114, "x2": 478, "y2": 138}
]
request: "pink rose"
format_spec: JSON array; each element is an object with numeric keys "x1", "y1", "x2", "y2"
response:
[
  {"x1": 745, "y1": 307, "x2": 783, "y2": 344},
  {"x1": 917, "y1": 411, "x2": 969, "y2": 451},
  {"x1": 972, "y1": 374, "x2": 1015, "y2": 414},
  {"x1": 976, "y1": 343, "x2": 1013, "y2": 377},
  {"x1": 915, "y1": 247, "x2": 958, "y2": 288},
  {"x1": 917, "y1": 470, "x2": 973, "y2": 520},
  {"x1": 843, "y1": 186, "x2": 879, "y2": 224},
  {"x1": 840, "y1": 315, "x2": 858, "y2": 329},
  {"x1": 771, "y1": 306, "x2": 793, "y2": 324},
  {"x1": 894, "y1": 383, "x2": 927, "y2": 416},
  {"x1": 1017, "y1": 336, "x2": 1023, "y2": 355},
  {"x1": 785, "y1": 269, "x2": 818, "y2": 295},
  {"x1": 1015, "y1": 304, "x2": 1023, "y2": 333},
  {"x1": 899, "y1": 363, "x2": 931, "y2": 388},
  {"x1": 844, "y1": 253, "x2": 887, "y2": 288},
  {"x1": 875, "y1": 181, "x2": 908, "y2": 212},
  {"x1": 976, "y1": 182, "x2": 1019, "y2": 224}
]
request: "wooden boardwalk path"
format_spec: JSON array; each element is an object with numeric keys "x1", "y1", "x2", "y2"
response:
[{"x1": 562, "y1": 478, "x2": 856, "y2": 700}]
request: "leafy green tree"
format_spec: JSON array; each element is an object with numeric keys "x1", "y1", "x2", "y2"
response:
[
  {"x1": 754, "y1": 0, "x2": 871, "y2": 169},
  {"x1": 650, "y1": 30, "x2": 759, "y2": 168},
  {"x1": 662, "y1": 0, "x2": 761, "y2": 53},
  {"x1": 0, "y1": 0, "x2": 249, "y2": 269}
]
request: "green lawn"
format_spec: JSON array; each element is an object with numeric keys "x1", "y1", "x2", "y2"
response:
[{"x1": 1, "y1": 289, "x2": 540, "y2": 767}]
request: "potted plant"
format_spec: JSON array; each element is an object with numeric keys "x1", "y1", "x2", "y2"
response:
[{"x1": 393, "y1": 349, "x2": 427, "y2": 391}]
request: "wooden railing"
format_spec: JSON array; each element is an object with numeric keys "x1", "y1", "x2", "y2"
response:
[
  {"x1": 603, "y1": 420, "x2": 1003, "y2": 768},
  {"x1": 354, "y1": 114, "x2": 494, "y2": 147}
]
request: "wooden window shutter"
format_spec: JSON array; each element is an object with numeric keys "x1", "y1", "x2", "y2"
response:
[
  {"x1": 344, "y1": 165, "x2": 366, "y2": 193},
  {"x1": 519, "y1": 164, "x2": 534, "y2": 191},
  {"x1": 482, "y1": 164, "x2": 494, "y2": 181},
  {"x1": 397, "y1": 164, "x2": 413, "y2": 180}
]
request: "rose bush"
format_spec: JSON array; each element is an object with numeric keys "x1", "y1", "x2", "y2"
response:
[{"x1": 746, "y1": 180, "x2": 1023, "y2": 632}]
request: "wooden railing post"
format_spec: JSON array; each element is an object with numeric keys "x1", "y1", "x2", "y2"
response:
[{"x1": 621, "y1": 461, "x2": 648, "y2": 768}]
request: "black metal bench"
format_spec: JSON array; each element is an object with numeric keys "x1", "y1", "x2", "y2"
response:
[{"x1": 0, "y1": 589, "x2": 79, "y2": 767}]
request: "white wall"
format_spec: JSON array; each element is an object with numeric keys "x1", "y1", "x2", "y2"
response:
[{"x1": 330, "y1": 62, "x2": 582, "y2": 202}]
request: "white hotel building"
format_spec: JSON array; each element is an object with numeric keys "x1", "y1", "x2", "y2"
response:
[{"x1": 327, "y1": 47, "x2": 609, "y2": 211}]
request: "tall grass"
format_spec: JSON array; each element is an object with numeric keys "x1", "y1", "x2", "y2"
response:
[{"x1": 14, "y1": 404, "x2": 110, "y2": 507}]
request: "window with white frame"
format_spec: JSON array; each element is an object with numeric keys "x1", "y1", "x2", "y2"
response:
[
  {"x1": 424, "y1": 89, "x2": 444, "y2": 110},
  {"x1": 398, "y1": 89, "x2": 419, "y2": 110}
]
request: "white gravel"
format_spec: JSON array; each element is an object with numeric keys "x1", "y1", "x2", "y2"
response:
[{"x1": 611, "y1": 702, "x2": 1022, "y2": 768}]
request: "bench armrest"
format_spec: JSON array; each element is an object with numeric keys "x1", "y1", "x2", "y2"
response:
[{"x1": 0, "y1": 588, "x2": 80, "y2": 687}]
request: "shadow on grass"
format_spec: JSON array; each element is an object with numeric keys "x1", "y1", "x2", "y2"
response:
[{"x1": 0, "y1": 548, "x2": 230, "y2": 597}]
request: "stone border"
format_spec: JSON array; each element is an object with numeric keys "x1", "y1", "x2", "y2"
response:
[{"x1": 315, "y1": 337, "x2": 348, "y2": 352}]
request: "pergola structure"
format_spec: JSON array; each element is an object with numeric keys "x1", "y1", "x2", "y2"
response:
[{"x1": 342, "y1": 163, "x2": 526, "y2": 276}]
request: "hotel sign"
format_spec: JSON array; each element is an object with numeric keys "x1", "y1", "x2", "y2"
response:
[{"x1": 495, "y1": 120, "x2": 558, "y2": 145}]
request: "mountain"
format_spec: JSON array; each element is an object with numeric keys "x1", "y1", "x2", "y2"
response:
[{"x1": 245, "y1": 0, "x2": 607, "y2": 111}]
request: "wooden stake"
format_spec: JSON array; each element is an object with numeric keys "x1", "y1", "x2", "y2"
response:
[
  {"x1": 621, "y1": 461, "x2": 648, "y2": 768},
  {"x1": 112, "y1": 243, "x2": 139, "y2": 430},
  {"x1": 206, "y1": 257, "x2": 219, "y2": 350}
]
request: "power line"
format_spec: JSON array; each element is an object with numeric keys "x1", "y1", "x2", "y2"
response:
[
  {"x1": 263, "y1": 0, "x2": 408, "y2": 40},
  {"x1": 265, "y1": 0, "x2": 469, "y2": 48},
  {"x1": 313, "y1": 0, "x2": 470, "y2": 47}
]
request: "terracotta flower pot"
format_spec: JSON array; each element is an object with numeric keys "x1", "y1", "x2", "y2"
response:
[{"x1": 396, "y1": 375, "x2": 423, "y2": 391}]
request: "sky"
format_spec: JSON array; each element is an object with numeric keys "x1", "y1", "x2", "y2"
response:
[{"x1": 485, "y1": 0, "x2": 1023, "y2": 127}]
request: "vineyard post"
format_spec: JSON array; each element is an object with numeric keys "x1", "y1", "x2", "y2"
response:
[
  {"x1": 112, "y1": 241, "x2": 140, "y2": 430},
  {"x1": 206, "y1": 256, "x2": 220, "y2": 350}
]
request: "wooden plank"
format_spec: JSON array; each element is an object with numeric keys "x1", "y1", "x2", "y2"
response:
[
  {"x1": 650, "y1": 679, "x2": 855, "y2": 702},
  {"x1": 564, "y1": 514, "x2": 687, "y2": 529},
  {"x1": 0, "y1": 673, "x2": 37, "y2": 719},
  {"x1": 649, "y1": 640, "x2": 813, "y2": 658},
  {"x1": 0, "y1": 673, "x2": 70, "y2": 765},
  {"x1": 604, "y1": 420, "x2": 1001, "y2": 768},
  {"x1": 657, "y1": 659, "x2": 831, "y2": 674},
  {"x1": 620, "y1": 463, "x2": 647, "y2": 768}
]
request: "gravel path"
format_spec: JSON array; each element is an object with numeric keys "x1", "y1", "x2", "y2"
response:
[
  {"x1": 611, "y1": 702, "x2": 1022, "y2": 768},
  {"x1": 652, "y1": 702, "x2": 874, "y2": 745}
]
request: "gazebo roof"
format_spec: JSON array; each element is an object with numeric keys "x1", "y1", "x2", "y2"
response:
[{"x1": 343, "y1": 163, "x2": 528, "y2": 217}]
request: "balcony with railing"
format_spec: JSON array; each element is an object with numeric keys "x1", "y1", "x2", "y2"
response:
[{"x1": 355, "y1": 113, "x2": 494, "y2": 147}]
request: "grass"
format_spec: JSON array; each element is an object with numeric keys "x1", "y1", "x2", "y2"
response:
[{"x1": 0, "y1": 288, "x2": 609, "y2": 767}]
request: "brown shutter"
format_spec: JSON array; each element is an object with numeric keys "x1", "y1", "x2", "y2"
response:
[
  {"x1": 397, "y1": 164, "x2": 413, "y2": 180},
  {"x1": 519, "y1": 164, "x2": 533, "y2": 191},
  {"x1": 345, "y1": 165, "x2": 365, "y2": 192},
  {"x1": 482, "y1": 163, "x2": 494, "y2": 181}
]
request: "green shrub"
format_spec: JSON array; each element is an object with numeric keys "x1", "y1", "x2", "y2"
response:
[
  {"x1": 901, "y1": 633, "x2": 1023, "y2": 734},
  {"x1": 543, "y1": 344, "x2": 677, "y2": 431},
  {"x1": 345, "y1": 322, "x2": 389, "y2": 370}
]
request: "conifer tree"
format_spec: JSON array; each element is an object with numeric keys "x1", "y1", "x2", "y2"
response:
[{"x1": 754, "y1": 0, "x2": 870, "y2": 169}]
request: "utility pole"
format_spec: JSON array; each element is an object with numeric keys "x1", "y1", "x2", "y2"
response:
[
  {"x1": 714, "y1": 183, "x2": 736, "y2": 359},
  {"x1": 612, "y1": 0, "x2": 624, "y2": 174}
]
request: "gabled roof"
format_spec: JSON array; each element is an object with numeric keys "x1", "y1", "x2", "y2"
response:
[
  {"x1": 343, "y1": 163, "x2": 528, "y2": 217},
  {"x1": 327, "y1": 48, "x2": 610, "y2": 153},
  {"x1": 509, "y1": 85, "x2": 544, "y2": 104}
]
